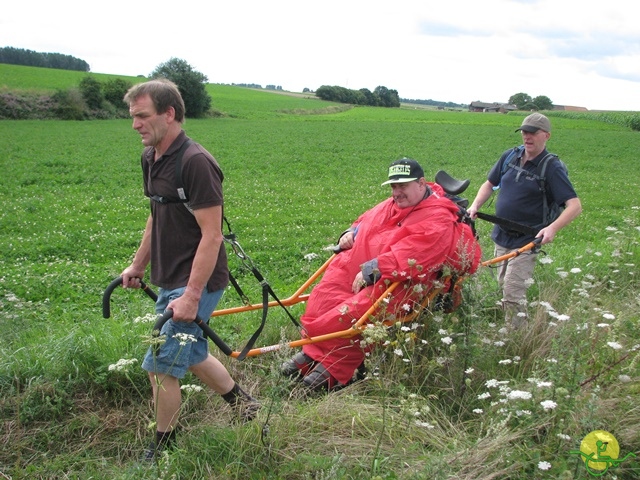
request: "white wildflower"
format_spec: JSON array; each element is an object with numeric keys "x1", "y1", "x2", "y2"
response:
[
  {"x1": 570, "y1": 268, "x2": 582, "y2": 274},
  {"x1": 393, "y1": 348, "x2": 403, "y2": 357},
  {"x1": 441, "y1": 336, "x2": 452, "y2": 345},
  {"x1": 507, "y1": 390, "x2": 532, "y2": 400},
  {"x1": 619, "y1": 374, "x2": 631, "y2": 383},
  {"x1": 556, "y1": 433, "x2": 571, "y2": 441},
  {"x1": 465, "y1": 368, "x2": 474, "y2": 374},
  {"x1": 180, "y1": 384, "x2": 204, "y2": 393},
  {"x1": 539, "y1": 256, "x2": 553, "y2": 264},
  {"x1": 303, "y1": 253, "x2": 319, "y2": 261},
  {"x1": 597, "y1": 323, "x2": 610, "y2": 328},
  {"x1": 473, "y1": 408, "x2": 483, "y2": 414},
  {"x1": 108, "y1": 358, "x2": 138, "y2": 372},
  {"x1": 401, "y1": 303, "x2": 411, "y2": 312},
  {"x1": 498, "y1": 359, "x2": 512, "y2": 365},
  {"x1": 603, "y1": 313, "x2": 616, "y2": 320},
  {"x1": 538, "y1": 461, "x2": 552, "y2": 471},
  {"x1": 607, "y1": 341, "x2": 623, "y2": 350},
  {"x1": 540, "y1": 400, "x2": 557, "y2": 410},
  {"x1": 477, "y1": 392, "x2": 491, "y2": 400}
]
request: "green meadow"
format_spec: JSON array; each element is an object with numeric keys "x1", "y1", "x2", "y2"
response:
[{"x1": 0, "y1": 66, "x2": 639, "y2": 479}]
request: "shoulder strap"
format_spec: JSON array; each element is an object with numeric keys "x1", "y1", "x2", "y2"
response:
[
  {"x1": 501, "y1": 145, "x2": 524, "y2": 177},
  {"x1": 173, "y1": 139, "x2": 194, "y2": 202}
]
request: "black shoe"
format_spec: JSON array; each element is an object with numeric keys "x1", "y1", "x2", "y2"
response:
[
  {"x1": 302, "y1": 363, "x2": 342, "y2": 391},
  {"x1": 281, "y1": 351, "x2": 316, "y2": 378},
  {"x1": 142, "y1": 442, "x2": 163, "y2": 461},
  {"x1": 231, "y1": 392, "x2": 261, "y2": 423}
]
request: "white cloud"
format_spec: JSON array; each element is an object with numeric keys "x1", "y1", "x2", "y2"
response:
[{"x1": 1, "y1": 0, "x2": 639, "y2": 110}]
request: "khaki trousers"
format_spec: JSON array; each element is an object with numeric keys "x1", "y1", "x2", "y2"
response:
[{"x1": 494, "y1": 244, "x2": 537, "y2": 328}]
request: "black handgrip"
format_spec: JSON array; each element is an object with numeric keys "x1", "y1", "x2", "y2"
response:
[
  {"x1": 152, "y1": 309, "x2": 233, "y2": 357},
  {"x1": 102, "y1": 276, "x2": 158, "y2": 318}
]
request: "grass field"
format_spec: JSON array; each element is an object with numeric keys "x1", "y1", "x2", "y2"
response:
[{"x1": 0, "y1": 66, "x2": 639, "y2": 479}]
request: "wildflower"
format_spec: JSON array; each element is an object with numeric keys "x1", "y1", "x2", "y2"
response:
[
  {"x1": 173, "y1": 332, "x2": 197, "y2": 346},
  {"x1": 540, "y1": 400, "x2": 557, "y2": 410},
  {"x1": 438, "y1": 329, "x2": 448, "y2": 335},
  {"x1": 607, "y1": 341, "x2": 623, "y2": 350},
  {"x1": 605, "y1": 226, "x2": 618, "y2": 231},
  {"x1": 557, "y1": 271, "x2": 568, "y2": 278},
  {"x1": 570, "y1": 268, "x2": 582, "y2": 274},
  {"x1": 539, "y1": 256, "x2": 553, "y2": 264},
  {"x1": 506, "y1": 390, "x2": 532, "y2": 400},
  {"x1": 473, "y1": 408, "x2": 483, "y2": 414},
  {"x1": 538, "y1": 461, "x2": 552, "y2": 471},
  {"x1": 524, "y1": 278, "x2": 535, "y2": 287},
  {"x1": 619, "y1": 374, "x2": 631, "y2": 383},
  {"x1": 536, "y1": 381, "x2": 553, "y2": 388},
  {"x1": 477, "y1": 392, "x2": 491, "y2": 400},
  {"x1": 400, "y1": 326, "x2": 411, "y2": 332},
  {"x1": 303, "y1": 252, "x2": 319, "y2": 261},
  {"x1": 498, "y1": 359, "x2": 512, "y2": 365},
  {"x1": 556, "y1": 433, "x2": 571, "y2": 441},
  {"x1": 597, "y1": 323, "x2": 610, "y2": 328},
  {"x1": 485, "y1": 379, "x2": 502, "y2": 388},
  {"x1": 556, "y1": 314, "x2": 570, "y2": 321},
  {"x1": 464, "y1": 368, "x2": 474, "y2": 374},
  {"x1": 407, "y1": 258, "x2": 417, "y2": 267},
  {"x1": 516, "y1": 410, "x2": 532, "y2": 416},
  {"x1": 393, "y1": 348, "x2": 403, "y2": 357},
  {"x1": 133, "y1": 313, "x2": 158, "y2": 324},
  {"x1": 339, "y1": 305, "x2": 349, "y2": 315},
  {"x1": 603, "y1": 313, "x2": 616, "y2": 320},
  {"x1": 441, "y1": 336, "x2": 452, "y2": 345},
  {"x1": 108, "y1": 358, "x2": 138, "y2": 372},
  {"x1": 415, "y1": 420, "x2": 435, "y2": 428},
  {"x1": 401, "y1": 303, "x2": 411, "y2": 312},
  {"x1": 180, "y1": 384, "x2": 204, "y2": 393},
  {"x1": 399, "y1": 270, "x2": 407, "y2": 277},
  {"x1": 494, "y1": 341, "x2": 505, "y2": 347}
]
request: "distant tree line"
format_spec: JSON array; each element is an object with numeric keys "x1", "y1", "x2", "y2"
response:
[
  {"x1": 315, "y1": 85, "x2": 400, "y2": 107},
  {"x1": 0, "y1": 46, "x2": 89, "y2": 72},
  {"x1": 0, "y1": 57, "x2": 215, "y2": 120}
]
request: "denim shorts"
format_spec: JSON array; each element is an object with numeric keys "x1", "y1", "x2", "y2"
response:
[{"x1": 141, "y1": 286, "x2": 224, "y2": 378}]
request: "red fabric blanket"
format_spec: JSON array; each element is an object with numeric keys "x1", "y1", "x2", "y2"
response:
[{"x1": 301, "y1": 183, "x2": 482, "y2": 384}]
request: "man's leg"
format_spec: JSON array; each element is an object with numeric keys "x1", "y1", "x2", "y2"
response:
[
  {"x1": 494, "y1": 245, "x2": 537, "y2": 328},
  {"x1": 189, "y1": 354, "x2": 235, "y2": 394},
  {"x1": 190, "y1": 355, "x2": 260, "y2": 421},
  {"x1": 149, "y1": 372, "x2": 182, "y2": 432}
]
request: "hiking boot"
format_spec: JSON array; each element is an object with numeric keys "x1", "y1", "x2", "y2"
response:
[
  {"x1": 281, "y1": 351, "x2": 316, "y2": 378},
  {"x1": 302, "y1": 363, "x2": 342, "y2": 391},
  {"x1": 229, "y1": 391, "x2": 261, "y2": 423}
]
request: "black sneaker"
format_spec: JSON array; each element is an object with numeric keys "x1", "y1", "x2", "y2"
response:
[{"x1": 302, "y1": 363, "x2": 343, "y2": 391}]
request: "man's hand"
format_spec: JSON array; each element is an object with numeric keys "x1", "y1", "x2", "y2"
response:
[
  {"x1": 167, "y1": 289, "x2": 200, "y2": 322},
  {"x1": 121, "y1": 265, "x2": 145, "y2": 289},
  {"x1": 352, "y1": 271, "x2": 367, "y2": 294},
  {"x1": 338, "y1": 231, "x2": 355, "y2": 251}
]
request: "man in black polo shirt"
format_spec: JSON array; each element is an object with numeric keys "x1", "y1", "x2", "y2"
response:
[
  {"x1": 468, "y1": 113, "x2": 582, "y2": 328},
  {"x1": 120, "y1": 79, "x2": 258, "y2": 459}
]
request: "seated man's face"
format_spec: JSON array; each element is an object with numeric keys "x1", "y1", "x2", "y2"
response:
[{"x1": 390, "y1": 180, "x2": 426, "y2": 209}]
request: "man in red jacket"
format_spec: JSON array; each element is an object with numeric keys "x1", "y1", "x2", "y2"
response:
[{"x1": 282, "y1": 158, "x2": 482, "y2": 391}]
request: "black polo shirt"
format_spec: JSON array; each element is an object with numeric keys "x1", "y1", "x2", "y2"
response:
[{"x1": 142, "y1": 131, "x2": 229, "y2": 291}]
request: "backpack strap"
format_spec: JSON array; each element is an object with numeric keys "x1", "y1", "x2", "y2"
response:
[
  {"x1": 536, "y1": 153, "x2": 559, "y2": 226},
  {"x1": 148, "y1": 139, "x2": 193, "y2": 204}
]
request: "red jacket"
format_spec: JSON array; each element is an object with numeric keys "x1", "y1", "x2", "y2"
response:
[{"x1": 302, "y1": 183, "x2": 482, "y2": 384}]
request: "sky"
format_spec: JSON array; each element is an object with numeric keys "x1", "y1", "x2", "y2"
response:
[{"x1": 2, "y1": 0, "x2": 640, "y2": 111}]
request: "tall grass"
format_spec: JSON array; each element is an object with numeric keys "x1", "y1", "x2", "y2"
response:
[{"x1": 0, "y1": 85, "x2": 639, "y2": 479}]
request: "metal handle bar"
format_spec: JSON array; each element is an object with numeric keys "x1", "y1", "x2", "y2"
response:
[
  {"x1": 153, "y1": 309, "x2": 233, "y2": 357},
  {"x1": 102, "y1": 276, "x2": 158, "y2": 318}
]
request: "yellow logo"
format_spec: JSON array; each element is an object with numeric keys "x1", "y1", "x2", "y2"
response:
[{"x1": 569, "y1": 430, "x2": 636, "y2": 476}]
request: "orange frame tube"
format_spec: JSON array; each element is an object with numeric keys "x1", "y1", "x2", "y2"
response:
[{"x1": 218, "y1": 241, "x2": 539, "y2": 358}]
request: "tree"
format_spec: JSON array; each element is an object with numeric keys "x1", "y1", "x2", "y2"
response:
[
  {"x1": 533, "y1": 95, "x2": 553, "y2": 111},
  {"x1": 509, "y1": 92, "x2": 533, "y2": 110},
  {"x1": 102, "y1": 78, "x2": 132, "y2": 110},
  {"x1": 150, "y1": 58, "x2": 211, "y2": 118},
  {"x1": 79, "y1": 75, "x2": 104, "y2": 110}
]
